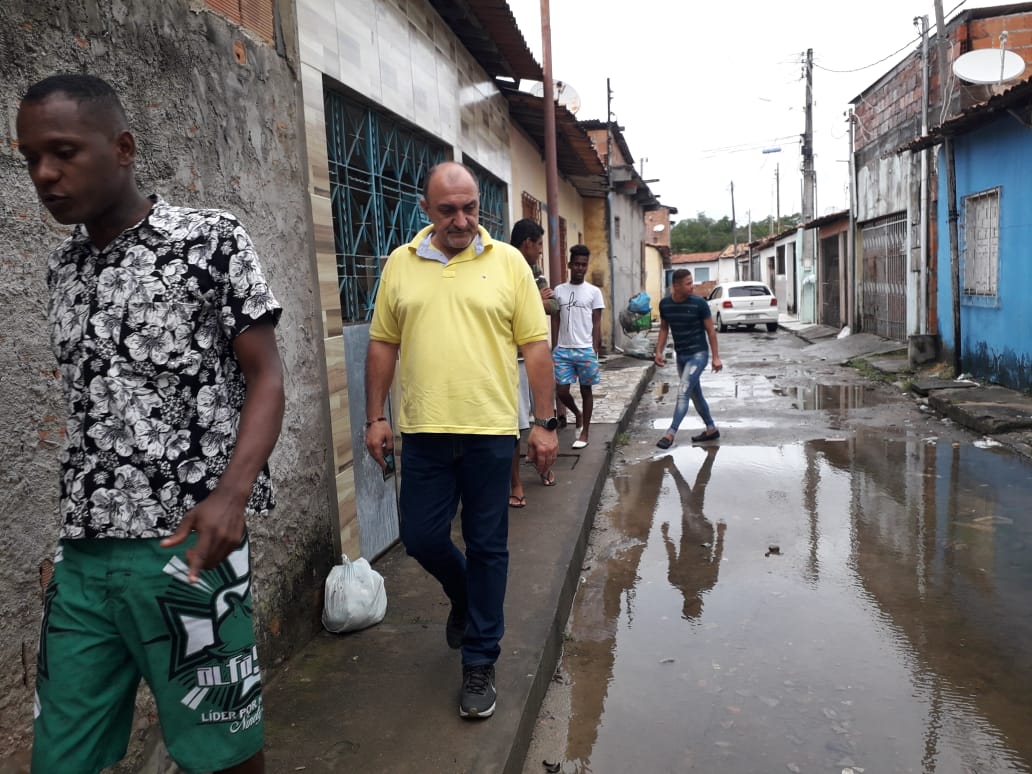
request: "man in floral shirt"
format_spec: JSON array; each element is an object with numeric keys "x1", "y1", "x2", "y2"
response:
[{"x1": 18, "y1": 74, "x2": 283, "y2": 774}]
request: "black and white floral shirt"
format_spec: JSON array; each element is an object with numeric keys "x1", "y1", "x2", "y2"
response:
[{"x1": 47, "y1": 196, "x2": 282, "y2": 539}]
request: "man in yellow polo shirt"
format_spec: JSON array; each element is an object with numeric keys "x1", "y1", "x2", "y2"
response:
[{"x1": 364, "y1": 161, "x2": 559, "y2": 719}]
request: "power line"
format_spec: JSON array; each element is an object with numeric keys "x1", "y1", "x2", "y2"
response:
[
  {"x1": 814, "y1": 33, "x2": 921, "y2": 74},
  {"x1": 700, "y1": 134, "x2": 798, "y2": 156},
  {"x1": 812, "y1": 0, "x2": 967, "y2": 75}
]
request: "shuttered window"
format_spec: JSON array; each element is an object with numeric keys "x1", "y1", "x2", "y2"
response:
[
  {"x1": 961, "y1": 187, "x2": 1000, "y2": 304},
  {"x1": 205, "y1": 0, "x2": 275, "y2": 43}
]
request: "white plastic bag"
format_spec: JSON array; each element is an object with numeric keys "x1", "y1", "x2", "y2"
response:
[{"x1": 321, "y1": 554, "x2": 387, "y2": 633}]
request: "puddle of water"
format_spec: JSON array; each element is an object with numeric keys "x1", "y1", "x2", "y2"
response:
[
  {"x1": 785, "y1": 382, "x2": 894, "y2": 410},
  {"x1": 558, "y1": 437, "x2": 1032, "y2": 773}
]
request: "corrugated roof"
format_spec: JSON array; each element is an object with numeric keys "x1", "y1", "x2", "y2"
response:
[
  {"x1": 803, "y1": 209, "x2": 849, "y2": 229},
  {"x1": 501, "y1": 86, "x2": 608, "y2": 198},
  {"x1": 671, "y1": 251, "x2": 722, "y2": 264},
  {"x1": 428, "y1": 0, "x2": 543, "y2": 81},
  {"x1": 717, "y1": 243, "x2": 749, "y2": 259},
  {"x1": 900, "y1": 77, "x2": 1032, "y2": 152}
]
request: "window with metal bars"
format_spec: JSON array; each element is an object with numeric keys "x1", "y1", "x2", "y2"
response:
[
  {"x1": 324, "y1": 89, "x2": 448, "y2": 323},
  {"x1": 960, "y1": 187, "x2": 1000, "y2": 305},
  {"x1": 463, "y1": 157, "x2": 508, "y2": 241},
  {"x1": 522, "y1": 192, "x2": 542, "y2": 223}
]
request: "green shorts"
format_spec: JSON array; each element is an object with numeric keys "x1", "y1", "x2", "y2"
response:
[{"x1": 33, "y1": 535, "x2": 263, "y2": 774}]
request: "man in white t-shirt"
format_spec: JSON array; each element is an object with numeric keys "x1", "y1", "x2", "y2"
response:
[{"x1": 553, "y1": 244, "x2": 605, "y2": 449}]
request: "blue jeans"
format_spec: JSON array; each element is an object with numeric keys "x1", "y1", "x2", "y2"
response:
[
  {"x1": 399, "y1": 433, "x2": 515, "y2": 666},
  {"x1": 669, "y1": 351, "x2": 715, "y2": 434}
]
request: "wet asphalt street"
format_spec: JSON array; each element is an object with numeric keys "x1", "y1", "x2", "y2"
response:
[{"x1": 524, "y1": 328, "x2": 1032, "y2": 774}]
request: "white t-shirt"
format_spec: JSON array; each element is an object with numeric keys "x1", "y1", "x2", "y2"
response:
[{"x1": 554, "y1": 281, "x2": 605, "y2": 349}]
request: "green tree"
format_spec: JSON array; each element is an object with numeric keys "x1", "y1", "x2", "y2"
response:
[{"x1": 671, "y1": 212, "x2": 801, "y2": 253}]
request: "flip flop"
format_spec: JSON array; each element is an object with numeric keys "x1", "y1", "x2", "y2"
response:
[
  {"x1": 509, "y1": 494, "x2": 527, "y2": 508},
  {"x1": 571, "y1": 440, "x2": 589, "y2": 449},
  {"x1": 540, "y1": 470, "x2": 556, "y2": 486}
]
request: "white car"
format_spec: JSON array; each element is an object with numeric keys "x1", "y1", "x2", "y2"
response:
[{"x1": 707, "y1": 281, "x2": 779, "y2": 332}]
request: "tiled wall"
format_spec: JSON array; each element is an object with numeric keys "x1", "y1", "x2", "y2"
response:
[
  {"x1": 296, "y1": 0, "x2": 514, "y2": 553},
  {"x1": 509, "y1": 124, "x2": 588, "y2": 284}
]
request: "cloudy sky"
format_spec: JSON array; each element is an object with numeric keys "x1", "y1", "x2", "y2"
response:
[{"x1": 505, "y1": 0, "x2": 1009, "y2": 225}]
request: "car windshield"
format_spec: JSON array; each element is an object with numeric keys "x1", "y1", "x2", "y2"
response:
[{"x1": 728, "y1": 285, "x2": 772, "y2": 297}]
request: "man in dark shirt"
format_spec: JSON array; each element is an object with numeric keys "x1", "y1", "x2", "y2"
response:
[
  {"x1": 18, "y1": 73, "x2": 283, "y2": 774},
  {"x1": 509, "y1": 218, "x2": 559, "y2": 504},
  {"x1": 654, "y1": 269, "x2": 722, "y2": 449}
]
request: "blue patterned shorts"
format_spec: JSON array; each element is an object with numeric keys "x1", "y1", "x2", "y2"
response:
[{"x1": 553, "y1": 346, "x2": 601, "y2": 386}]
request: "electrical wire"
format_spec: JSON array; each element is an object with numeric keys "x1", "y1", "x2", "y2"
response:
[
  {"x1": 812, "y1": 0, "x2": 967, "y2": 76},
  {"x1": 700, "y1": 134, "x2": 799, "y2": 156},
  {"x1": 813, "y1": 33, "x2": 922, "y2": 74}
]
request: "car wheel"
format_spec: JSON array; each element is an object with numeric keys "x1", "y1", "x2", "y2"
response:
[
  {"x1": 716, "y1": 313, "x2": 728, "y2": 333},
  {"x1": 766, "y1": 322, "x2": 778, "y2": 332}
]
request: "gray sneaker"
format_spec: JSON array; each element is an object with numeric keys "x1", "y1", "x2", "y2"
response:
[{"x1": 459, "y1": 664, "x2": 496, "y2": 718}]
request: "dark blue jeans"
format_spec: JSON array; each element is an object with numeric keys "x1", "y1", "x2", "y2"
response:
[{"x1": 399, "y1": 433, "x2": 515, "y2": 666}]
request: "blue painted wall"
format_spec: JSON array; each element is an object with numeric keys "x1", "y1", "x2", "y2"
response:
[{"x1": 936, "y1": 114, "x2": 1032, "y2": 389}]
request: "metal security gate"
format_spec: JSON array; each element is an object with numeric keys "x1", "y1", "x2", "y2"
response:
[
  {"x1": 859, "y1": 215, "x2": 906, "y2": 341},
  {"x1": 819, "y1": 233, "x2": 841, "y2": 327},
  {"x1": 324, "y1": 89, "x2": 449, "y2": 558},
  {"x1": 463, "y1": 155, "x2": 508, "y2": 241},
  {"x1": 324, "y1": 90, "x2": 448, "y2": 324}
]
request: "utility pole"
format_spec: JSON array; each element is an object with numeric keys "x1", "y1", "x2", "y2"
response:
[
  {"x1": 847, "y1": 109, "x2": 857, "y2": 330},
  {"x1": 801, "y1": 49, "x2": 815, "y2": 238},
  {"x1": 540, "y1": 0, "x2": 562, "y2": 288},
  {"x1": 730, "y1": 181, "x2": 738, "y2": 281},
  {"x1": 605, "y1": 78, "x2": 616, "y2": 351},
  {"x1": 918, "y1": 14, "x2": 930, "y2": 336},
  {"x1": 933, "y1": 0, "x2": 962, "y2": 375},
  {"x1": 746, "y1": 209, "x2": 753, "y2": 280},
  {"x1": 775, "y1": 163, "x2": 781, "y2": 233},
  {"x1": 799, "y1": 47, "x2": 816, "y2": 322}
]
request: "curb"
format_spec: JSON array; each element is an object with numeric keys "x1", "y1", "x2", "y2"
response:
[{"x1": 507, "y1": 361, "x2": 655, "y2": 773}]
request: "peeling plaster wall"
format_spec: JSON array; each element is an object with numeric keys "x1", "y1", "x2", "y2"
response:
[{"x1": 0, "y1": 0, "x2": 335, "y2": 763}]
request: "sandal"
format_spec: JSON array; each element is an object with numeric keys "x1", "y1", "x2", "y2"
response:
[
  {"x1": 656, "y1": 436, "x2": 673, "y2": 449},
  {"x1": 540, "y1": 470, "x2": 556, "y2": 487},
  {"x1": 509, "y1": 494, "x2": 527, "y2": 508}
]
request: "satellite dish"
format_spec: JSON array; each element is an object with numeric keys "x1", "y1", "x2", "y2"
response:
[
  {"x1": 528, "y1": 80, "x2": 582, "y2": 115},
  {"x1": 953, "y1": 48, "x2": 1025, "y2": 85}
]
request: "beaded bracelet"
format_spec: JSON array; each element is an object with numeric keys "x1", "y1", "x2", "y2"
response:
[{"x1": 364, "y1": 416, "x2": 387, "y2": 428}]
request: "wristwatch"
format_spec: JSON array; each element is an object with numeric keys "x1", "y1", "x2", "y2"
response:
[{"x1": 532, "y1": 416, "x2": 559, "y2": 431}]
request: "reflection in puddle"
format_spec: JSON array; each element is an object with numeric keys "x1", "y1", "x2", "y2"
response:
[
  {"x1": 780, "y1": 382, "x2": 893, "y2": 410},
  {"x1": 559, "y1": 435, "x2": 1032, "y2": 773}
]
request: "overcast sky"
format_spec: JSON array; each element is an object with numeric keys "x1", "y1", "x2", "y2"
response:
[{"x1": 505, "y1": 0, "x2": 1008, "y2": 225}]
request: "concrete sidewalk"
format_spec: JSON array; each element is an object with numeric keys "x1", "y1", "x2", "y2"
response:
[{"x1": 262, "y1": 354, "x2": 655, "y2": 774}]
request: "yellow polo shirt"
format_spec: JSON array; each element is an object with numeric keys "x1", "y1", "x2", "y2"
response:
[{"x1": 369, "y1": 225, "x2": 549, "y2": 435}]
